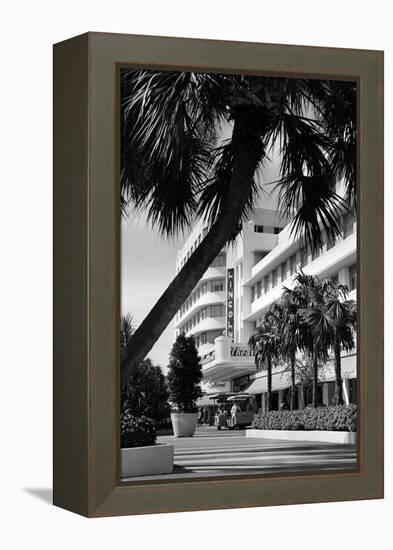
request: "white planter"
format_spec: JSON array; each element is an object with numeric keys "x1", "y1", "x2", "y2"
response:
[
  {"x1": 121, "y1": 443, "x2": 174, "y2": 478},
  {"x1": 171, "y1": 412, "x2": 198, "y2": 437},
  {"x1": 246, "y1": 429, "x2": 356, "y2": 445}
]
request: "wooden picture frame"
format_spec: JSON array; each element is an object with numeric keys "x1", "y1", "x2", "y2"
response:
[{"x1": 53, "y1": 32, "x2": 384, "y2": 517}]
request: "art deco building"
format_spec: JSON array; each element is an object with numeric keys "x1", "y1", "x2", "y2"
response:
[{"x1": 175, "y1": 201, "x2": 357, "y2": 411}]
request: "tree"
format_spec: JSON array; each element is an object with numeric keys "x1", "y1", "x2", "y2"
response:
[
  {"x1": 290, "y1": 270, "x2": 327, "y2": 407},
  {"x1": 121, "y1": 314, "x2": 170, "y2": 420},
  {"x1": 167, "y1": 334, "x2": 202, "y2": 413},
  {"x1": 303, "y1": 280, "x2": 356, "y2": 405},
  {"x1": 249, "y1": 313, "x2": 280, "y2": 411},
  {"x1": 120, "y1": 314, "x2": 134, "y2": 363},
  {"x1": 271, "y1": 289, "x2": 309, "y2": 410},
  {"x1": 120, "y1": 71, "x2": 356, "y2": 389},
  {"x1": 124, "y1": 358, "x2": 170, "y2": 421}
]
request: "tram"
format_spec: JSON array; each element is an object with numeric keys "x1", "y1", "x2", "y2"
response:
[{"x1": 209, "y1": 392, "x2": 255, "y2": 430}]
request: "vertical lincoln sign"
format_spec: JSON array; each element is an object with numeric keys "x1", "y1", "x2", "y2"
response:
[{"x1": 226, "y1": 268, "x2": 235, "y2": 341}]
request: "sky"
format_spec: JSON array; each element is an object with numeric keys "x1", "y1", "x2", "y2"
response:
[{"x1": 121, "y1": 213, "x2": 183, "y2": 370}]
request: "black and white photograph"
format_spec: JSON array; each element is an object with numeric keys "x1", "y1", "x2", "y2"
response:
[
  {"x1": 119, "y1": 69, "x2": 358, "y2": 481},
  {"x1": 2, "y1": 0, "x2": 389, "y2": 539}
]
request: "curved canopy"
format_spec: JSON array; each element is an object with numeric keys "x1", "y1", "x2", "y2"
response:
[{"x1": 227, "y1": 393, "x2": 250, "y2": 401}]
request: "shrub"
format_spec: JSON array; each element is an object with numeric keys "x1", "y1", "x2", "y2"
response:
[
  {"x1": 251, "y1": 405, "x2": 357, "y2": 432},
  {"x1": 122, "y1": 358, "x2": 170, "y2": 422},
  {"x1": 120, "y1": 410, "x2": 157, "y2": 448}
]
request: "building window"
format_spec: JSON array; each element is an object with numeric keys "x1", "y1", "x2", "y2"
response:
[
  {"x1": 211, "y1": 280, "x2": 224, "y2": 292},
  {"x1": 272, "y1": 269, "x2": 278, "y2": 287},
  {"x1": 349, "y1": 264, "x2": 357, "y2": 291},
  {"x1": 273, "y1": 227, "x2": 281, "y2": 234},
  {"x1": 210, "y1": 304, "x2": 225, "y2": 317},
  {"x1": 256, "y1": 281, "x2": 261, "y2": 298},
  {"x1": 251, "y1": 286, "x2": 256, "y2": 302},
  {"x1": 254, "y1": 224, "x2": 264, "y2": 233},
  {"x1": 280, "y1": 262, "x2": 287, "y2": 281},
  {"x1": 264, "y1": 276, "x2": 269, "y2": 294}
]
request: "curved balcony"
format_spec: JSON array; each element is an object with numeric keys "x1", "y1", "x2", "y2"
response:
[
  {"x1": 187, "y1": 316, "x2": 226, "y2": 337},
  {"x1": 199, "y1": 266, "x2": 226, "y2": 282},
  {"x1": 175, "y1": 291, "x2": 225, "y2": 326},
  {"x1": 244, "y1": 233, "x2": 356, "y2": 322}
]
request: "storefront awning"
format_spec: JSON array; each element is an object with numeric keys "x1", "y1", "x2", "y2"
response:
[
  {"x1": 244, "y1": 356, "x2": 357, "y2": 396},
  {"x1": 246, "y1": 370, "x2": 291, "y2": 394},
  {"x1": 246, "y1": 376, "x2": 267, "y2": 395},
  {"x1": 227, "y1": 393, "x2": 250, "y2": 401},
  {"x1": 272, "y1": 371, "x2": 292, "y2": 391}
]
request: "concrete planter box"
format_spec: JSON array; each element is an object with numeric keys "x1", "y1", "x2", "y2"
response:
[
  {"x1": 121, "y1": 443, "x2": 174, "y2": 478},
  {"x1": 171, "y1": 412, "x2": 198, "y2": 437},
  {"x1": 246, "y1": 429, "x2": 356, "y2": 444}
]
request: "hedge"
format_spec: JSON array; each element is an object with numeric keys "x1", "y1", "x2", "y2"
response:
[
  {"x1": 251, "y1": 405, "x2": 357, "y2": 432},
  {"x1": 121, "y1": 411, "x2": 157, "y2": 448}
]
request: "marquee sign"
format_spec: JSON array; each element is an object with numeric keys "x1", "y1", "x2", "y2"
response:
[
  {"x1": 226, "y1": 268, "x2": 234, "y2": 340},
  {"x1": 231, "y1": 345, "x2": 253, "y2": 357}
]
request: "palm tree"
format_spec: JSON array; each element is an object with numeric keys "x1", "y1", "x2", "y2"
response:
[
  {"x1": 249, "y1": 313, "x2": 280, "y2": 411},
  {"x1": 290, "y1": 270, "x2": 328, "y2": 407},
  {"x1": 120, "y1": 314, "x2": 134, "y2": 363},
  {"x1": 120, "y1": 71, "x2": 356, "y2": 389},
  {"x1": 309, "y1": 280, "x2": 356, "y2": 405},
  {"x1": 272, "y1": 288, "x2": 309, "y2": 410}
]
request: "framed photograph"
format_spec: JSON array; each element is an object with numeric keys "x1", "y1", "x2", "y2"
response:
[{"x1": 53, "y1": 32, "x2": 383, "y2": 517}]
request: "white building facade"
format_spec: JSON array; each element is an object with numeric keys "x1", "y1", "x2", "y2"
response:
[{"x1": 175, "y1": 205, "x2": 357, "y2": 411}]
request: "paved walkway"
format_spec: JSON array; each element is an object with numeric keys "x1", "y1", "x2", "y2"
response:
[{"x1": 123, "y1": 427, "x2": 357, "y2": 481}]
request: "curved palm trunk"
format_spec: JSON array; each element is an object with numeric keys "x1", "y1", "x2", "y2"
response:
[
  {"x1": 266, "y1": 355, "x2": 272, "y2": 412},
  {"x1": 290, "y1": 351, "x2": 296, "y2": 410},
  {"x1": 122, "y1": 119, "x2": 264, "y2": 390},
  {"x1": 333, "y1": 338, "x2": 344, "y2": 405},
  {"x1": 312, "y1": 350, "x2": 319, "y2": 408}
]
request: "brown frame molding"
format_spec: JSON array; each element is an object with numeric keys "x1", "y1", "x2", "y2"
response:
[{"x1": 53, "y1": 32, "x2": 384, "y2": 517}]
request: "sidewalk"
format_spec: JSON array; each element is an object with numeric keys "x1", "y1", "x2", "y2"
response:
[{"x1": 123, "y1": 426, "x2": 357, "y2": 481}]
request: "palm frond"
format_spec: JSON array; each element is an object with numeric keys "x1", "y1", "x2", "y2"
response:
[{"x1": 121, "y1": 70, "x2": 227, "y2": 236}]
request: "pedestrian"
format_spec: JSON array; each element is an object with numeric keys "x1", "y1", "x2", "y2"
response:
[{"x1": 231, "y1": 401, "x2": 240, "y2": 427}]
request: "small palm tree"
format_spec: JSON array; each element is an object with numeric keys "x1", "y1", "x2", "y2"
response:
[
  {"x1": 272, "y1": 288, "x2": 309, "y2": 410},
  {"x1": 120, "y1": 71, "x2": 356, "y2": 389},
  {"x1": 249, "y1": 313, "x2": 280, "y2": 411},
  {"x1": 291, "y1": 271, "x2": 327, "y2": 407},
  {"x1": 120, "y1": 314, "x2": 134, "y2": 362},
  {"x1": 295, "y1": 272, "x2": 357, "y2": 407},
  {"x1": 312, "y1": 280, "x2": 356, "y2": 405}
]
